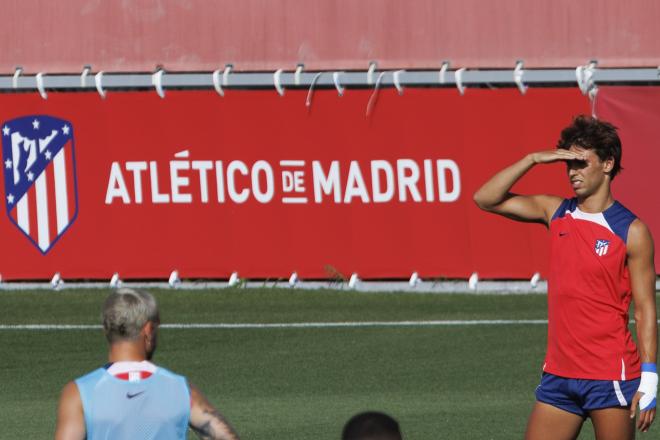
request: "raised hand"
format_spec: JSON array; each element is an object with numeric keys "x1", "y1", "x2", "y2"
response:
[{"x1": 529, "y1": 149, "x2": 587, "y2": 164}]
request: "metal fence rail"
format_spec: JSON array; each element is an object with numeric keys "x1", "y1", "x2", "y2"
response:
[{"x1": 2, "y1": 65, "x2": 658, "y2": 96}]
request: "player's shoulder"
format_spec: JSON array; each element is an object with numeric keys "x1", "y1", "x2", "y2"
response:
[
  {"x1": 154, "y1": 366, "x2": 191, "y2": 400},
  {"x1": 74, "y1": 367, "x2": 105, "y2": 385},
  {"x1": 603, "y1": 201, "x2": 639, "y2": 244},
  {"x1": 155, "y1": 364, "x2": 182, "y2": 377},
  {"x1": 626, "y1": 218, "x2": 654, "y2": 248},
  {"x1": 153, "y1": 365, "x2": 188, "y2": 383},
  {"x1": 60, "y1": 380, "x2": 80, "y2": 397},
  {"x1": 58, "y1": 380, "x2": 83, "y2": 407},
  {"x1": 604, "y1": 200, "x2": 637, "y2": 223}
]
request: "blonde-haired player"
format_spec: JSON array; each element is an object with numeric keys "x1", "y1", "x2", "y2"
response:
[{"x1": 55, "y1": 288, "x2": 240, "y2": 440}]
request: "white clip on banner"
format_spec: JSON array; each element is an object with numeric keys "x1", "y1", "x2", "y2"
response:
[
  {"x1": 51, "y1": 272, "x2": 63, "y2": 290},
  {"x1": 35, "y1": 72, "x2": 47, "y2": 99},
  {"x1": 294, "y1": 64, "x2": 304, "y2": 86},
  {"x1": 288, "y1": 272, "x2": 299, "y2": 287},
  {"x1": 223, "y1": 65, "x2": 232, "y2": 87},
  {"x1": 514, "y1": 61, "x2": 527, "y2": 95},
  {"x1": 81, "y1": 66, "x2": 91, "y2": 88},
  {"x1": 228, "y1": 272, "x2": 240, "y2": 287},
  {"x1": 95, "y1": 71, "x2": 107, "y2": 99},
  {"x1": 530, "y1": 272, "x2": 541, "y2": 288},
  {"x1": 152, "y1": 69, "x2": 165, "y2": 98},
  {"x1": 409, "y1": 272, "x2": 421, "y2": 287},
  {"x1": 576, "y1": 66, "x2": 588, "y2": 94},
  {"x1": 212, "y1": 69, "x2": 224, "y2": 97},
  {"x1": 439, "y1": 61, "x2": 450, "y2": 84},
  {"x1": 576, "y1": 61, "x2": 597, "y2": 95},
  {"x1": 168, "y1": 270, "x2": 180, "y2": 288},
  {"x1": 367, "y1": 62, "x2": 377, "y2": 85},
  {"x1": 274, "y1": 69, "x2": 285, "y2": 96},
  {"x1": 393, "y1": 70, "x2": 405, "y2": 95},
  {"x1": 109, "y1": 273, "x2": 122, "y2": 288},
  {"x1": 468, "y1": 272, "x2": 479, "y2": 290},
  {"x1": 455, "y1": 68, "x2": 466, "y2": 95},
  {"x1": 12, "y1": 66, "x2": 22, "y2": 89},
  {"x1": 333, "y1": 71, "x2": 345, "y2": 96},
  {"x1": 213, "y1": 65, "x2": 233, "y2": 97}
]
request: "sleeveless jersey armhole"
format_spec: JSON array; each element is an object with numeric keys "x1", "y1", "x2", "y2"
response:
[
  {"x1": 75, "y1": 369, "x2": 105, "y2": 439},
  {"x1": 551, "y1": 198, "x2": 577, "y2": 221},
  {"x1": 603, "y1": 201, "x2": 637, "y2": 244}
]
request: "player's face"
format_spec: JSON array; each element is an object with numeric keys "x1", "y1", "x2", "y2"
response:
[{"x1": 566, "y1": 146, "x2": 611, "y2": 197}]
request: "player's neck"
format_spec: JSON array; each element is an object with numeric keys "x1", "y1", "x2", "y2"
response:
[
  {"x1": 577, "y1": 190, "x2": 614, "y2": 214},
  {"x1": 108, "y1": 341, "x2": 148, "y2": 363}
]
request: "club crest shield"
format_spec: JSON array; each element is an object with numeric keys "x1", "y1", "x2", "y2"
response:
[
  {"x1": 2, "y1": 115, "x2": 78, "y2": 254},
  {"x1": 595, "y1": 239, "x2": 609, "y2": 257}
]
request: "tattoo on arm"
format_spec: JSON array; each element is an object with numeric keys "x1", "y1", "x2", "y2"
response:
[
  {"x1": 190, "y1": 409, "x2": 239, "y2": 440},
  {"x1": 190, "y1": 420, "x2": 212, "y2": 438},
  {"x1": 189, "y1": 383, "x2": 240, "y2": 440}
]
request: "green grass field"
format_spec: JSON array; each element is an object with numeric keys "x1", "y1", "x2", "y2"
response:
[{"x1": 0, "y1": 288, "x2": 655, "y2": 439}]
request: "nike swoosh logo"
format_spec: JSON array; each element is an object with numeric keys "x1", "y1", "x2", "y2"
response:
[
  {"x1": 559, "y1": 232, "x2": 569, "y2": 237},
  {"x1": 126, "y1": 391, "x2": 145, "y2": 399}
]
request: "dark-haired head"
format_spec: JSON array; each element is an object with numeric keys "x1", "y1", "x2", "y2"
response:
[
  {"x1": 557, "y1": 115, "x2": 622, "y2": 180},
  {"x1": 342, "y1": 412, "x2": 402, "y2": 440}
]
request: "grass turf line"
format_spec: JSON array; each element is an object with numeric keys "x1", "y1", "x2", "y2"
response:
[{"x1": 0, "y1": 288, "x2": 551, "y2": 325}]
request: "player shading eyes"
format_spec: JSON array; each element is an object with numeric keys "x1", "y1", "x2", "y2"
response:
[{"x1": 474, "y1": 115, "x2": 658, "y2": 439}]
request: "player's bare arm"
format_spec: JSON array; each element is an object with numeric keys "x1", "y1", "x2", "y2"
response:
[
  {"x1": 54, "y1": 381, "x2": 85, "y2": 440},
  {"x1": 473, "y1": 150, "x2": 585, "y2": 225},
  {"x1": 189, "y1": 383, "x2": 240, "y2": 440},
  {"x1": 627, "y1": 219, "x2": 658, "y2": 432}
]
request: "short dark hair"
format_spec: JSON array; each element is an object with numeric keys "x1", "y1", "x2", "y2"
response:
[
  {"x1": 342, "y1": 412, "x2": 402, "y2": 440},
  {"x1": 557, "y1": 115, "x2": 622, "y2": 179}
]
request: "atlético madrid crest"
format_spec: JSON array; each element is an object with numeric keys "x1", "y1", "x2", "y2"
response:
[
  {"x1": 595, "y1": 239, "x2": 610, "y2": 257},
  {"x1": 1, "y1": 115, "x2": 78, "y2": 254}
]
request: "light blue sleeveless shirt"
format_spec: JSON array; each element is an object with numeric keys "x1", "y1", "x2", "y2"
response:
[{"x1": 75, "y1": 365, "x2": 190, "y2": 439}]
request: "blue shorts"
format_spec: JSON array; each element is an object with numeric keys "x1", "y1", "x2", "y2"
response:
[{"x1": 535, "y1": 373, "x2": 640, "y2": 418}]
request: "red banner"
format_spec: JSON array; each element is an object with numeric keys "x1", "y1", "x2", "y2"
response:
[
  {"x1": 596, "y1": 86, "x2": 660, "y2": 273},
  {"x1": 0, "y1": 88, "x2": 589, "y2": 280}
]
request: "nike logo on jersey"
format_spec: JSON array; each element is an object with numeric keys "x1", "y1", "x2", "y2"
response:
[
  {"x1": 126, "y1": 391, "x2": 145, "y2": 399},
  {"x1": 559, "y1": 232, "x2": 569, "y2": 237}
]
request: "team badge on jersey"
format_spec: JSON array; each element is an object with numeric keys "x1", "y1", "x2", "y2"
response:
[
  {"x1": 2, "y1": 115, "x2": 78, "y2": 254},
  {"x1": 595, "y1": 239, "x2": 610, "y2": 256}
]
